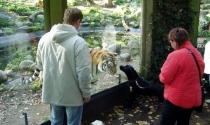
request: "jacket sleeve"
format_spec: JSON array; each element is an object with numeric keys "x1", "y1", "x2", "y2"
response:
[
  {"x1": 159, "y1": 53, "x2": 179, "y2": 84},
  {"x1": 36, "y1": 37, "x2": 44, "y2": 71},
  {"x1": 75, "y1": 39, "x2": 92, "y2": 98},
  {"x1": 204, "y1": 42, "x2": 210, "y2": 64}
]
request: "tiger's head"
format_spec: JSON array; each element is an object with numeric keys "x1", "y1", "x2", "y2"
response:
[{"x1": 97, "y1": 53, "x2": 117, "y2": 75}]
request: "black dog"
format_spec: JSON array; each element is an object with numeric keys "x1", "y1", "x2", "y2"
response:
[{"x1": 120, "y1": 65, "x2": 164, "y2": 104}]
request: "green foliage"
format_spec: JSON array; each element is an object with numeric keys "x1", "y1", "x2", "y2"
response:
[
  {"x1": 3, "y1": 2, "x2": 40, "y2": 14},
  {"x1": 147, "y1": 0, "x2": 198, "y2": 83},
  {"x1": 122, "y1": 7, "x2": 132, "y2": 15},
  {"x1": 197, "y1": 29, "x2": 210, "y2": 56},
  {"x1": 114, "y1": 0, "x2": 141, "y2": 6},
  {"x1": 82, "y1": 7, "x2": 102, "y2": 25},
  {"x1": 123, "y1": 35, "x2": 140, "y2": 52},
  {"x1": 113, "y1": 0, "x2": 128, "y2": 5},
  {"x1": 197, "y1": 15, "x2": 210, "y2": 56},
  {"x1": 85, "y1": 35, "x2": 102, "y2": 48},
  {"x1": 7, "y1": 5, "x2": 30, "y2": 13},
  {"x1": 0, "y1": 2, "x2": 43, "y2": 31},
  {"x1": 5, "y1": 46, "x2": 37, "y2": 71},
  {"x1": 68, "y1": 0, "x2": 80, "y2": 7},
  {"x1": 16, "y1": 16, "x2": 28, "y2": 22},
  {"x1": 136, "y1": 0, "x2": 141, "y2": 6},
  {"x1": 202, "y1": 78, "x2": 209, "y2": 94},
  {"x1": 31, "y1": 23, "x2": 44, "y2": 32},
  {"x1": 81, "y1": 6, "x2": 140, "y2": 28},
  {"x1": 42, "y1": 117, "x2": 50, "y2": 123},
  {"x1": 30, "y1": 81, "x2": 42, "y2": 92},
  {"x1": 0, "y1": 86, "x2": 9, "y2": 94},
  {"x1": 1, "y1": 1, "x2": 140, "y2": 32},
  {"x1": 5, "y1": 47, "x2": 29, "y2": 71}
]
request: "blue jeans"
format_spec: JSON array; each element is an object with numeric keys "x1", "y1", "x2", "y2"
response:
[
  {"x1": 160, "y1": 99, "x2": 193, "y2": 125},
  {"x1": 51, "y1": 104, "x2": 83, "y2": 125}
]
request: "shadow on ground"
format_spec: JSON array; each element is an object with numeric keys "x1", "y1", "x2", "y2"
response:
[{"x1": 82, "y1": 94, "x2": 210, "y2": 125}]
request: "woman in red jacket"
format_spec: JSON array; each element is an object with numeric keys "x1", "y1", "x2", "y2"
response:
[{"x1": 159, "y1": 27, "x2": 205, "y2": 125}]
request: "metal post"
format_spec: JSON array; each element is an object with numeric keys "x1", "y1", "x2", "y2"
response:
[{"x1": 22, "y1": 112, "x2": 28, "y2": 125}]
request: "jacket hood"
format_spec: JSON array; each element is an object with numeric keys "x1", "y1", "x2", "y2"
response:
[{"x1": 50, "y1": 24, "x2": 78, "y2": 43}]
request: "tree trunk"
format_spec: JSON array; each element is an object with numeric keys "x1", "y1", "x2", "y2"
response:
[{"x1": 105, "y1": 0, "x2": 114, "y2": 8}]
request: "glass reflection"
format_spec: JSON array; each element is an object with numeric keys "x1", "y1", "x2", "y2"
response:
[{"x1": 0, "y1": 0, "x2": 141, "y2": 94}]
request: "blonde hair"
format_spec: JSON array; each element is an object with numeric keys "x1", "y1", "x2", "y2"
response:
[{"x1": 63, "y1": 8, "x2": 83, "y2": 25}]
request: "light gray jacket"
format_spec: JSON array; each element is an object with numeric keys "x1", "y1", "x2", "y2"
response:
[{"x1": 36, "y1": 24, "x2": 92, "y2": 106}]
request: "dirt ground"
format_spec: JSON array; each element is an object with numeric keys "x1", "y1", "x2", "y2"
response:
[{"x1": 0, "y1": 79, "x2": 51, "y2": 125}]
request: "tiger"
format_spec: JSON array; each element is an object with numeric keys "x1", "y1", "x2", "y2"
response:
[
  {"x1": 90, "y1": 49, "x2": 117, "y2": 83},
  {"x1": 22, "y1": 49, "x2": 117, "y2": 84}
]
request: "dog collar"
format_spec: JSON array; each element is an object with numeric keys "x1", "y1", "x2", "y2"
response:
[
  {"x1": 135, "y1": 78, "x2": 152, "y2": 89},
  {"x1": 129, "y1": 78, "x2": 138, "y2": 82}
]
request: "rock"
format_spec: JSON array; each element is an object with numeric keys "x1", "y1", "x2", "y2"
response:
[
  {"x1": 3, "y1": 28, "x2": 14, "y2": 35},
  {"x1": 26, "y1": 21, "x2": 33, "y2": 26},
  {"x1": 19, "y1": 12, "x2": 32, "y2": 16},
  {"x1": 30, "y1": 63, "x2": 36, "y2": 71},
  {"x1": 19, "y1": 60, "x2": 34, "y2": 69},
  {"x1": 0, "y1": 14, "x2": 15, "y2": 27},
  {"x1": 133, "y1": 24, "x2": 140, "y2": 28},
  {"x1": 0, "y1": 29, "x2": 3, "y2": 36},
  {"x1": 16, "y1": 26, "x2": 31, "y2": 33},
  {"x1": 127, "y1": 40, "x2": 139, "y2": 49},
  {"x1": 25, "y1": 55, "x2": 33, "y2": 60},
  {"x1": 129, "y1": 21, "x2": 135, "y2": 27},
  {"x1": 15, "y1": 22, "x2": 24, "y2": 28},
  {"x1": 107, "y1": 43, "x2": 121, "y2": 54},
  {"x1": 37, "y1": 14, "x2": 44, "y2": 20},
  {"x1": 0, "y1": 70, "x2": 7, "y2": 82},
  {"x1": 7, "y1": 77, "x2": 22, "y2": 86},
  {"x1": 120, "y1": 53, "x2": 131, "y2": 62},
  {"x1": 4, "y1": 70, "x2": 15, "y2": 77},
  {"x1": 93, "y1": 47, "x2": 101, "y2": 50}
]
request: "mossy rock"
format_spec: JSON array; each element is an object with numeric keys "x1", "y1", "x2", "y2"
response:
[{"x1": 0, "y1": 14, "x2": 15, "y2": 27}]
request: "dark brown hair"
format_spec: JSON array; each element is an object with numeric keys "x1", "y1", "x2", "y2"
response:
[
  {"x1": 168, "y1": 27, "x2": 190, "y2": 47},
  {"x1": 63, "y1": 8, "x2": 83, "y2": 25}
]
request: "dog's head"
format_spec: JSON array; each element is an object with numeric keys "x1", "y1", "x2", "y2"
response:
[{"x1": 120, "y1": 65, "x2": 139, "y2": 82}]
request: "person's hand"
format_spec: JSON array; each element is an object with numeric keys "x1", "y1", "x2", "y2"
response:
[{"x1": 83, "y1": 98, "x2": 91, "y2": 103}]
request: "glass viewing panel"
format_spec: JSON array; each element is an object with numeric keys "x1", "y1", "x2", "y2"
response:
[{"x1": 0, "y1": 0, "x2": 141, "y2": 94}]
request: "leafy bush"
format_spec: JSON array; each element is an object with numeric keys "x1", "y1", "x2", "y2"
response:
[
  {"x1": 147, "y1": 0, "x2": 198, "y2": 83},
  {"x1": 4, "y1": 3, "x2": 40, "y2": 14}
]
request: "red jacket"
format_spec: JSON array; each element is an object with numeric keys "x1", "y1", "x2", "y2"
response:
[{"x1": 159, "y1": 41, "x2": 204, "y2": 109}]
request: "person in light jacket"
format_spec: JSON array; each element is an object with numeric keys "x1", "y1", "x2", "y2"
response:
[
  {"x1": 159, "y1": 27, "x2": 204, "y2": 125},
  {"x1": 204, "y1": 41, "x2": 210, "y2": 103},
  {"x1": 36, "y1": 8, "x2": 92, "y2": 125}
]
